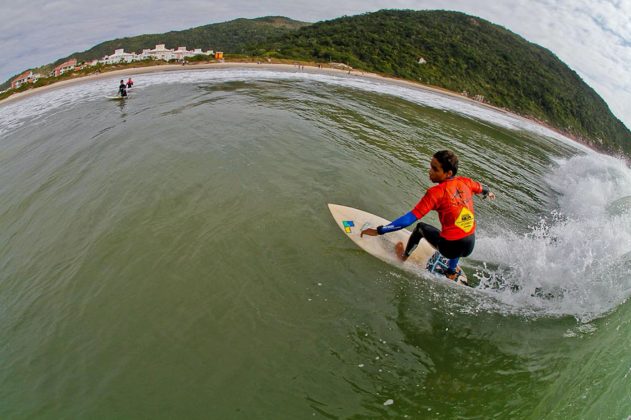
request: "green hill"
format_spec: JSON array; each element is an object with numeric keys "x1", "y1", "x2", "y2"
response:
[
  {"x1": 56, "y1": 16, "x2": 310, "y2": 64},
  {"x1": 0, "y1": 16, "x2": 308, "y2": 91},
  {"x1": 4, "y1": 11, "x2": 629, "y2": 154},
  {"x1": 246, "y1": 10, "x2": 630, "y2": 154}
]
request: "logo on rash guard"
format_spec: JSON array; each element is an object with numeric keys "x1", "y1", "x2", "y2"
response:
[
  {"x1": 454, "y1": 207, "x2": 474, "y2": 233},
  {"x1": 450, "y1": 187, "x2": 471, "y2": 207}
]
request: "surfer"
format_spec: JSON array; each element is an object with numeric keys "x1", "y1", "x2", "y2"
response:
[
  {"x1": 118, "y1": 80, "x2": 127, "y2": 97},
  {"x1": 126, "y1": 77, "x2": 134, "y2": 89},
  {"x1": 361, "y1": 150, "x2": 495, "y2": 280}
]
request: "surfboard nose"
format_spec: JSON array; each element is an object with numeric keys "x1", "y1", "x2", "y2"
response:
[{"x1": 328, "y1": 203, "x2": 342, "y2": 213}]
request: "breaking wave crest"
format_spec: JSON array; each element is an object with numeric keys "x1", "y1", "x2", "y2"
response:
[{"x1": 473, "y1": 153, "x2": 631, "y2": 321}]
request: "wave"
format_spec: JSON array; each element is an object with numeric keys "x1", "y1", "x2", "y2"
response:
[
  {"x1": 0, "y1": 68, "x2": 590, "y2": 152},
  {"x1": 473, "y1": 153, "x2": 631, "y2": 321}
]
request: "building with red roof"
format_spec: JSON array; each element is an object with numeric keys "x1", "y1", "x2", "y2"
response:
[
  {"x1": 53, "y1": 59, "x2": 77, "y2": 77},
  {"x1": 11, "y1": 70, "x2": 34, "y2": 89}
]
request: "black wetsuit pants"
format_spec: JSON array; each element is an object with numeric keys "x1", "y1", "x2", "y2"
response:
[{"x1": 404, "y1": 222, "x2": 475, "y2": 260}]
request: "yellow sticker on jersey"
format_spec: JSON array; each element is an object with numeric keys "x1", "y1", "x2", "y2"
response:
[{"x1": 454, "y1": 207, "x2": 475, "y2": 233}]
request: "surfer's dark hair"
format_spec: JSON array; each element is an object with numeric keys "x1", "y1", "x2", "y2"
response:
[{"x1": 433, "y1": 150, "x2": 458, "y2": 176}]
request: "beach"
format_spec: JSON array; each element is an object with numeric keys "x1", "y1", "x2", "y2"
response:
[
  {"x1": 2, "y1": 60, "x2": 593, "y2": 154},
  {"x1": 0, "y1": 61, "x2": 510, "y2": 115}
]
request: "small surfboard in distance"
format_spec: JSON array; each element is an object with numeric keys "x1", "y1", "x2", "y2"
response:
[
  {"x1": 105, "y1": 95, "x2": 127, "y2": 100},
  {"x1": 328, "y1": 203, "x2": 469, "y2": 286}
]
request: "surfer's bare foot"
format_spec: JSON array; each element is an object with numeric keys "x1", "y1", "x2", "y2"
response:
[{"x1": 395, "y1": 242, "x2": 408, "y2": 261}]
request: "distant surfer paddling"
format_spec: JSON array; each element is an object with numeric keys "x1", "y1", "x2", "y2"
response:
[
  {"x1": 126, "y1": 77, "x2": 134, "y2": 89},
  {"x1": 361, "y1": 150, "x2": 496, "y2": 280},
  {"x1": 118, "y1": 80, "x2": 127, "y2": 97}
]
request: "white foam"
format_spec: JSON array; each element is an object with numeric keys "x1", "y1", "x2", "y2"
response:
[
  {"x1": 474, "y1": 153, "x2": 631, "y2": 321},
  {"x1": 0, "y1": 68, "x2": 590, "y2": 152}
]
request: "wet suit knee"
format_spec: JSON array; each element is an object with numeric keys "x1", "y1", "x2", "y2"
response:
[{"x1": 405, "y1": 222, "x2": 442, "y2": 257}]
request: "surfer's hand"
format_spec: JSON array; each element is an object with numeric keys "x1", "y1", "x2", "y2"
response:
[
  {"x1": 486, "y1": 192, "x2": 496, "y2": 200},
  {"x1": 361, "y1": 228, "x2": 379, "y2": 237}
]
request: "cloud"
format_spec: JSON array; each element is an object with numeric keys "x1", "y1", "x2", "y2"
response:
[{"x1": 1, "y1": 0, "x2": 629, "y2": 128}]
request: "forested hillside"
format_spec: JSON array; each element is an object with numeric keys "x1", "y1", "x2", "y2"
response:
[
  {"x1": 58, "y1": 16, "x2": 310, "y2": 64},
  {"x1": 246, "y1": 10, "x2": 629, "y2": 153},
  {"x1": 0, "y1": 16, "x2": 308, "y2": 91},
  {"x1": 4, "y1": 10, "x2": 629, "y2": 154}
]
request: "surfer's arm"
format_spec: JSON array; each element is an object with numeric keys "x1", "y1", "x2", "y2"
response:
[
  {"x1": 468, "y1": 178, "x2": 496, "y2": 200},
  {"x1": 361, "y1": 191, "x2": 435, "y2": 237},
  {"x1": 377, "y1": 211, "x2": 418, "y2": 234},
  {"x1": 360, "y1": 211, "x2": 418, "y2": 237}
]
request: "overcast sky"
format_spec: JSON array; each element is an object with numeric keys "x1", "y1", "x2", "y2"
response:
[{"x1": 2, "y1": 0, "x2": 629, "y2": 128}]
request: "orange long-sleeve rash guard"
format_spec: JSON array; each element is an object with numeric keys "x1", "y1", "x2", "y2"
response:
[{"x1": 411, "y1": 176, "x2": 484, "y2": 240}]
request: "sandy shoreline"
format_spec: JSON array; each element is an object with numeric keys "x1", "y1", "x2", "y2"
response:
[
  {"x1": 1, "y1": 61, "x2": 583, "y2": 148},
  {"x1": 0, "y1": 62, "x2": 507, "y2": 112}
]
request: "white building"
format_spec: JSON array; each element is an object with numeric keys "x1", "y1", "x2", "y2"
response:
[
  {"x1": 187, "y1": 47, "x2": 213, "y2": 59},
  {"x1": 101, "y1": 49, "x2": 141, "y2": 64},
  {"x1": 145, "y1": 44, "x2": 176, "y2": 61},
  {"x1": 95, "y1": 44, "x2": 213, "y2": 65}
]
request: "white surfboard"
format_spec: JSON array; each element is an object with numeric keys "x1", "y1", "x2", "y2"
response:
[
  {"x1": 328, "y1": 203, "x2": 468, "y2": 285},
  {"x1": 105, "y1": 95, "x2": 127, "y2": 100}
]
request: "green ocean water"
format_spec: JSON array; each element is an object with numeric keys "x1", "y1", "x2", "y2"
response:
[{"x1": 1, "y1": 70, "x2": 630, "y2": 418}]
